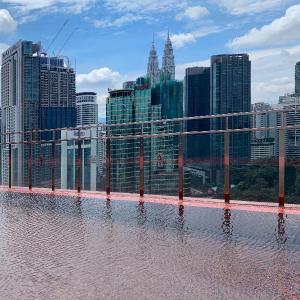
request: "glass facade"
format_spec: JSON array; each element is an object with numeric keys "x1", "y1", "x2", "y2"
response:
[
  {"x1": 184, "y1": 67, "x2": 211, "y2": 162},
  {"x1": 210, "y1": 54, "x2": 251, "y2": 184},
  {"x1": 106, "y1": 77, "x2": 181, "y2": 195}
]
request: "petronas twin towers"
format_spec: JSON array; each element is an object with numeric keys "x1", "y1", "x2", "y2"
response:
[{"x1": 147, "y1": 32, "x2": 175, "y2": 87}]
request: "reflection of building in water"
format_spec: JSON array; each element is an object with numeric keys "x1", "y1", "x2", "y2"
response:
[{"x1": 60, "y1": 127, "x2": 103, "y2": 191}]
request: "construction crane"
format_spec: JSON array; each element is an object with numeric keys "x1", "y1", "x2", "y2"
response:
[
  {"x1": 45, "y1": 19, "x2": 69, "y2": 53},
  {"x1": 57, "y1": 27, "x2": 78, "y2": 57}
]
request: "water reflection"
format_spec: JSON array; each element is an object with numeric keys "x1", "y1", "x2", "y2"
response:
[
  {"x1": 0, "y1": 193, "x2": 299, "y2": 299},
  {"x1": 276, "y1": 212, "x2": 287, "y2": 247},
  {"x1": 221, "y1": 208, "x2": 233, "y2": 237}
]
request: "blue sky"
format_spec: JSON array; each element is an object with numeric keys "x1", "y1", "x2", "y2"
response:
[{"x1": 1, "y1": 0, "x2": 300, "y2": 117}]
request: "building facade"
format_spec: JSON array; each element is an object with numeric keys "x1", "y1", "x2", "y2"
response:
[
  {"x1": 1, "y1": 40, "x2": 76, "y2": 186},
  {"x1": 161, "y1": 33, "x2": 175, "y2": 80},
  {"x1": 1, "y1": 41, "x2": 41, "y2": 185},
  {"x1": 61, "y1": 128, "x2": 98, "y2": 191},
  {"x1": 184, "y1": 67, "x2": 210, "y2": 164},
  {"x1": 76, "y1": 92, "x2": 98, "y2": 126},
  {"x1": 295, "y1": 61, "x2": 300, "y2": 96},
  {"x1": 210, "y1": 54, "x2": 251, "y2": 184},
  {"x1": 106, "y1": 77, "x2": 181, "y2": 195},
  {"x1": 147, "y1": 42, "x2": 160, "y2": 87}
]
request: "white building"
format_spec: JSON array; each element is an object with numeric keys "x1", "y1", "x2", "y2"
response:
[
  {"x1": 61, "y1": 128, "x2": 99, "y2": 191},
  {"x1": 251, "y1": 138, "x2": 276, "y2": 160},
  {"x1": 76, "y1": 92, "x2": 98, "y2": 127}
]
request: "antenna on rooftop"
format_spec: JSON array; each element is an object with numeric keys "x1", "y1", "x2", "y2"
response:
[{"x1": 46, "y1": 19, "x2": 69, "y2": 53}]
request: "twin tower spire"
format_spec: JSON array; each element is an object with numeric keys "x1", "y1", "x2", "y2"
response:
[{"x1": 147, "y1": 32, "x2": 175, "y2": 87}]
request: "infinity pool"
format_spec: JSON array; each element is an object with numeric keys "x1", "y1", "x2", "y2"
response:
[{"x1": 0, "y1": 191, "x2": 299, "y2": 299}]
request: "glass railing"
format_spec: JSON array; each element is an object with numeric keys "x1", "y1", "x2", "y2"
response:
[{"x1": 1, "y1": 108, "x2": 300, "y2": 206}]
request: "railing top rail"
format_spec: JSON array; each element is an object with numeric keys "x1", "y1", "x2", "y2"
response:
[
  {"x1": 2, "y1": 123, "x2": 300, "y2": 145},
  {"x1": 0, "y1": 107, "x2": 299, "y2": 137}
]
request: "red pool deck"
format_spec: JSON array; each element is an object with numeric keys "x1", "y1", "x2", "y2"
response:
[{"x1": 0, "y1": 186, "x2": 299, "y2": 216}]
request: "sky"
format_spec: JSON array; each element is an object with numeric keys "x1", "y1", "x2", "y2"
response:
[{"x1": 0, "y1": 0, "x2": 300, "y2": 117}]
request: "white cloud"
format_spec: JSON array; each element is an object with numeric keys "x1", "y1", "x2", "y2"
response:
[
  {"x1": 77, "y1": 67, "x2": 121, "y2": 85},
  {"x1": 176, "y1": 6, "x2": 209, "y2": 21},
  {"x1": 93, "y1": 14, "x2": 144, "y2": 29},
  {"x1": 168, "y1": 27, "x2": 221, "y2": 48},
  {"x1": 2, "y1": 0, "x2": 95, "y2": 14},
  {"x1": 0, "y1": 9, "x2": 17, "y2": 34},
  {"x1": 176, "y1": 59, "x2": 210, "y2": 79},
  {"x1": 103, "y1": 0, "x2": 185, "y2": 13},
  {"x1": 77, "y1": 67, "x2": 138, "y2": 118},
  {"x1": 215, "y1": 0, "x2": 285, "y2": 15},
  {"x1": 228, "y1": 4, "x2": 300, "y2": 49}
]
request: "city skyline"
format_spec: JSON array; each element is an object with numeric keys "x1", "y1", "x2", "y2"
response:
[{"x1": 0, "y1": 1, "x2": 300, "y2": 117}]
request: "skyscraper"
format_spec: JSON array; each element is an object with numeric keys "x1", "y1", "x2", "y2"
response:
[
  {"x1": 184, "y1": 67, "x2": 210, "y2": 163},
  {"x1": 106, "y1": 77, "x2": 179, "y2": 194},
  {"x1": 1, "y1": 40, "x2": 76, "y2": 186},
  {"x1": 161, "y1": 32, "x2": 175, "y2": 80},
  {"x1": 1, "y1": 41, "x2": 41, "y2": 185},
  {"x1": 147, "y1": 42, "x2": 160, "y2": 87},
  {"x1": 295, "y1": 61, "x2": 300, "y2": 96},
  {"x1": 39, "y1": 55, "x2": 76, "y2": 138},
  {"x1": 76, "y1": 92, "x2": 98, "y2": 126},
  {"x1": 210, "y1": 54, "x2": 251, "y2": 183}
]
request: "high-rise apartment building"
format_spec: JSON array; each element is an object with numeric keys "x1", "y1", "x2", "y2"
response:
[
  {"x1": 184, "y1": 67, "x2": 210, "y2": 163},
  {"x1": 1, "y1": 41, "x2": 41, "y2": 185},
  {"x1": 1, "y1": 40, "x2": 76, "y2": 186},
  {"x1": 278, "y1": 94, "x2": 300, "y2": 157},
  {"x1": 76, "y1": 92, "x2": 98, "y2": 126},
  {"x1": 39, "y1": 55, "x2": 76, "y2": 138},
  {"x1": 295, "y1": 62, "x2": 300, "y2": 96},
  {"x1": 210, "y1": 54, "x2": 251, "y2": 183}
]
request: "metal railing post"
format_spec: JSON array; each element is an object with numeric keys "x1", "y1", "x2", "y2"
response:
[
  {"x1": 278, "y1": 112, "x2": 286, "y2": 207},
  {"x1": 178, "y1": 128, "x2": 184, "y2": 200},
  {"x1": 8, "y1": 133, "x2": 12, "y2": 189},
  {"x1": 28, "y1": 130, "x2": 33, "y2": 191},
  {"x1": 77, "y1": 129, "x2": 82, "y2": 193},
  {"x1": 224, "y1": 117, "x2": 230, "y2": 203},
  {"x1": 139, "y1": 124, "x2": 144, "y2": 197},
  {"x1": 51, "y1": 130, "x2": 56, "y2": 192},
  {"x1": 106, "y1": 137, "x2": 111, "y2": 196}
]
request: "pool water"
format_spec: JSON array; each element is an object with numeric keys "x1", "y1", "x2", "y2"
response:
[{"x1": 0, "y1": 192, "x2": 299, "y2": 299}]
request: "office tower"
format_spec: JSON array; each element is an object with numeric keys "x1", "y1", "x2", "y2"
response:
[
  {"x1": 295, "y1": 62, "x2": 300, "y2": 96},
  {"x1": 147, "y1": 42, "x2": 160, "y2": 87},
  {"x1": 106, "y1": 77, "x2": 179, "y2": 194},
  {"x1": 252, "y1": 102, "x2": 272, "y2": 139},
  {"x1": 151, "y1": 79, "x2": 183, "y2": 119},
  {"x1": 161, "y1": 32, "x2": 175, "y2": 80},
  {"x1": 210, "y1": 54, "x2": 251, "y2": 183},
  {"x1": 277, "y1": 94, "x2": 300, "y2": 157},
  {"x1": 76, "y1": 92, "x2": 98, "y2": 126},
  {"x1": 184, "y1": 67, "x2": 210, "y2": 163},
  {"x1": 250, "y1": 102, "x2": 276, "y2": 160},
  {"x1": 1, "y1": 41, "x2": 41, "y2": 186}
]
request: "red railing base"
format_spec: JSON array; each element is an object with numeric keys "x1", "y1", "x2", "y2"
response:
[{"x1": 224, "y1": 193, "x2": 230, "y2": 203}]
